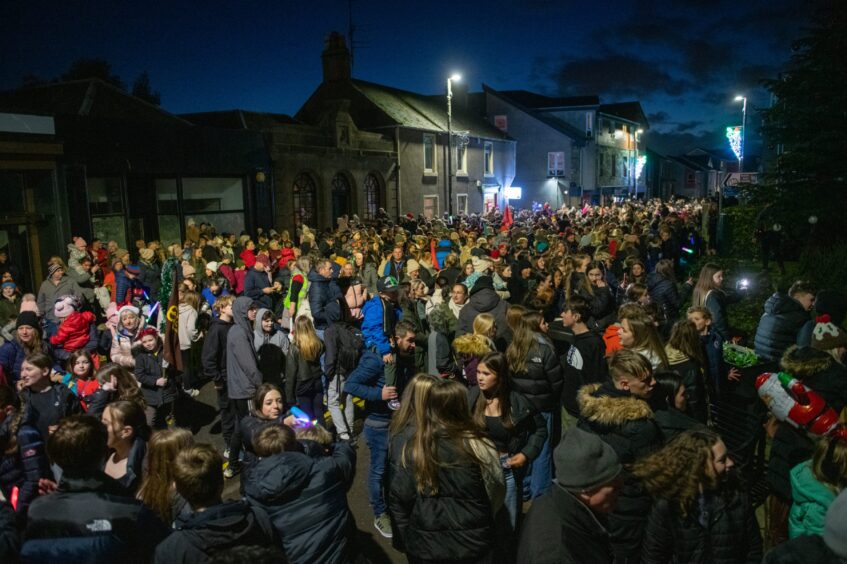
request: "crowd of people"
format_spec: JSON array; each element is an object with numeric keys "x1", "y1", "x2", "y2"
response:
[{"x1": 0, "y1": 198, "x2": 845, "y2": 563}]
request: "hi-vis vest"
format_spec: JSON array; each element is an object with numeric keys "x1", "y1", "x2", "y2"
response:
[{"x1": 283, "y1": 270, "x2": 309, "y2": 310}]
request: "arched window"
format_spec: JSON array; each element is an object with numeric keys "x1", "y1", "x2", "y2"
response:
[
  {"x1": 331, "y1": 173, "x2": 352, "y2": 220},
  {"x1": 292, "y1": 173, "x2": 316, "y2": 228},
  {"x1": 363, "y1": 173, "x2": 381, "y2": 220}
]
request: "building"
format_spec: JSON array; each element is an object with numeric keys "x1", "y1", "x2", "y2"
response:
[{"x1": 483, "y1": 86, "x2": 648, "y2": 206}]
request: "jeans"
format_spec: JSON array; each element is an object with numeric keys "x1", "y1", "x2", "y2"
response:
[
  {"x1": 363, "y1": 421, "x2": 389, "y2": 517},
  {"x1": 500, "y1": 455, "x2": 519, "y2": 531},
  {"x1": 327, "y1": 373, "x2": 355, "y2": 439},
  {"x1": 296, "y1": 377, "x2": 325, "y2": 427},
  {"x1": 216, "y1": 386, "x2": 235, "y2": 446},
  {"x1": 524, "y1": 410, "x2": 557, "y2": 499},
  {"x1": 227, "y1": 398, "x2": 251, "y2": 467}
]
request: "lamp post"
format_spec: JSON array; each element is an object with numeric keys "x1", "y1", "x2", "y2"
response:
[
  {"x1": 632, "y1": 128, "x2": 643, "y2": 198},
  {"x1": 446, "y1": 73, "x2": 461, "y2": 218},
  {"x1": 734, "y1": 95, "x2": 747, "y2": 173}
]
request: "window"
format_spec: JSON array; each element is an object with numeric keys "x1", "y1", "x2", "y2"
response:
[
  {"x1": 423, "y1": 194, "x2": 439, "y2": 219},
  {"x1": 423, "y1": 134, "x2": 435, "y2": 172},
  {"x1": 363, "y1": 173, "x2": 381, "y2": 220},
  {"x1": 484, "y1": 142, "x2": 494, "y2": 176},
  {"x1": 292, "y1": 173, "x2": 317, "y2": 228},
  {"x1": 611, "y1": 155, "x2": 617, "y2": 177},
  {"x1": 156, "y1": 179, "x2": 181, "y2": 246},
  {"x1": 623, "y1": 157, "x2": 629, "y2": 178},
  {"x1": 181, "y1": 177, "x2": 245, "y2": 237},
  {"x1": 456, "y1": 193, "x2": 469, "y2": 215},
  {"x1": 456, "y1": 143, "x2": 467, "y2": 174},
  {"x1": 88, "y1": 177, "x2": 126, "y2": 248},
  {"x1": 331, "y1": 173, "x2": 353, "y2": 220}
]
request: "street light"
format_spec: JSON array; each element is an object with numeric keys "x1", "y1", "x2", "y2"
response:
[
  {"x1": 446, "y1": 73, "x2": 461, "y2": 218},
  {"x1": 734, "y1": 95, "x2": 747, "y2": 173},
  {"x1": 632, "y1": 128, "x2": 643, "y2": 198}
]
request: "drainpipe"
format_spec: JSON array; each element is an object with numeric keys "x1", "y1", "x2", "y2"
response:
[{"x1": 395, "y1": 126, "x2": 401, "y2": 221}]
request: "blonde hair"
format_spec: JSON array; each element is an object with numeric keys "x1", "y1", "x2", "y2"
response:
[
  {"x1": 472, "y1": 313, "x2": 496, "y2": 338},
  {"x1": 179, "y1": 289, "x2": 200, "y2": 311},
  {"x1": 293, "y1": 315, "x2": 323, "y2": 362},
  {"x1": 213, "y1": 294, "x2": 234, "y2": 313},
  {"x1": 137, "y1": 428, "x2": 194, "y2": 522}
]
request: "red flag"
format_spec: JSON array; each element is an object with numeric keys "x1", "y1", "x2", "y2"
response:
[
  {"x1": 500, "y1": 206, "x2": 513, "y2": 232},
  {"x1": 162, "y1": 267, "x2": 183, "y2": 373},
  {"x1": 431, "y1": 238, "x2": 441, "y2": 270}
]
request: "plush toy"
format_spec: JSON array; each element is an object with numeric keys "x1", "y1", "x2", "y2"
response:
[{"x1": 756, "y1": 371, "x2": 841, "y2": 437}]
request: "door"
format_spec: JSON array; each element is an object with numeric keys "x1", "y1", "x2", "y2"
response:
[{"x1": 0, "y1": 226, "x2": 34, "y2": 292}]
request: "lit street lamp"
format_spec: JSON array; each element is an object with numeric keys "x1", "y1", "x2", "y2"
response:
[
  {"x1": 734, "y1": 95, "x2": 747, "y2": 173},
  {"x1": 446, "y1": 73, "x2": 461, "y2": 217},
  {"x1": 632, "y1": 128, "x2": 643, "y2": 198}
]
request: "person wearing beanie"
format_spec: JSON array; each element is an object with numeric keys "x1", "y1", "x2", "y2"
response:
[
  {"x1": 36, "y1": 261, "x2": 84, "y2": 326},
  {"x1": 137, "y1": 248, "x2": 161, "y2": 302},
  {"x1": 243, "y1": 253, "x2": 276, "y2": 310},
  {"x1": 809, "y1": 314, "x2": 847, "y2": 362},
  {"x1": 0, "y1": 281, "x2": 20, "y2": 329},
  {"x1": 49, "y1": 295, "x2": 96, "y2": 361},
  {"x1": 455, "y1": 274, "x2": 512, "y2": 350},
  {"x1": 517, "y1": 427, "x2": 623, "y2": 564}
]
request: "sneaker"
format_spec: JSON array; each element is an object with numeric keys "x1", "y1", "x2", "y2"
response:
[
  {"x1": 223, "y1": 448, "x2": 230, "y2": 460},
  {"x1": 223, "y1": 464, "x2": 240, "y2": 479},
  {"x1": 374, "y1": 514, "x2": 393, "y2": 538},
  {"x1": 387, "y1": 398, "x2": 401, "y2": 411},
  {"x1": 183, "y1": 387, "x2": 200, "y2": 398}
]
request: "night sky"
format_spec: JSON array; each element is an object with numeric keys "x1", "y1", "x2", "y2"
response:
[{"x1": 2, "y1": 0, "x2": 809, "y2": 156}]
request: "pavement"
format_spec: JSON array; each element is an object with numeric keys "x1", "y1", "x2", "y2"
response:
[{"x1": 189, "y1": 381, "x2": 406, "y2": 564}]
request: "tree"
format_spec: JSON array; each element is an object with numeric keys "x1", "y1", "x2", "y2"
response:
[
  {"x1": 60, "y1": 58, "x2": 126, "y2": 90},
  {"x1": 131, "y1": 71, "x2": 161, "y2": 106},
  {"x1": 757, "y1": 1, "x2": 847, "y2": 239}
]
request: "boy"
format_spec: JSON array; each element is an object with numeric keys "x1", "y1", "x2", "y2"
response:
[
  {"x1": 561, "y1": 296, "x2": 608, "y2": 424},
  {"x1": 155, "y1": 444, "x2": 275, "y2": 564},
  {"x1": 361, "y1": 276, "x2": 402, "y2": 410}
]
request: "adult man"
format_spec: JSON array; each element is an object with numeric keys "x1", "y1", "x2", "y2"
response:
[
  {"x1": 577, "y1": 349, "x2": 662, "y2": 563},
  {"x1": 308, "y1": 258, "x2": 341, "y2": 332},
  {"x1": 517, "y1": 427, "x2": 623, "y2": 564},
  {"x1": 37, "y1": 263, "x2": 84, "y2": 326},
  {"x1": 243, "y1": 254, "x2": 276, "y2": 310},
  {"x1": 345, "y1": 320, "x2": 417, "y2": 539},
  {"x1": 455, "y1": 275, "x2": 511, "y2": 350},
  {"x1": 754, "y1": 280, "x2": 816, "y2": 362},
  {"x1": 22, "y1": 416, "x2": 168, "y2": 562},
  {"x1": 383, "y1": 244, "x2": 406, "y2": 280}
]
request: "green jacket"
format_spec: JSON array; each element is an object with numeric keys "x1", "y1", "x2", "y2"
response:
[
  {"x1": 788, "y1": 460, "x2": 836, "y2": 538},
  {"x1": 0, "y1": 295, "x2": 20, "y2": 328}
]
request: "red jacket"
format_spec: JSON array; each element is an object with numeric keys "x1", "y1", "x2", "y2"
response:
[
  {"x1": 240, "y1": 248, "x2": 256, "y2": 269},
  {"x1": 50, "y1": 311, "x2": 96, "y2": 351},
  {"x1": 219, "y1": 264, "x2": 237, "y2": 292}
]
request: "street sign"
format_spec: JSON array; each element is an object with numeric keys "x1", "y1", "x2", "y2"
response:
[{"x1": 722, "y1": 172, "x2": 759, "y2": 187}]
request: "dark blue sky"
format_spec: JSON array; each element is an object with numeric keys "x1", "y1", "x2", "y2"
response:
[{"x1": 2, "y1": 0, "x2": 808, "y2": 155}]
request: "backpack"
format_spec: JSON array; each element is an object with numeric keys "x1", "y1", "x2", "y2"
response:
[{"x1": 335, "y1": 323, "x2": 364, "y2": 377}]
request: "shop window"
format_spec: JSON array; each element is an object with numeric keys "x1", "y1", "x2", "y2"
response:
[
  {"x1": 292, "y1": 173, "x2": 317, "y2": 228},
  {"x1": 422, "y1": 194, "x2": 439, "y2": 219},
  {"x1": 88, "y1": 177, "x2": 126, "y2": 248},
  {"x1": 363, "y1": 173, "x2": 381, "y2": 220},
  {"x1": 182, "y1": 178, "x2": 244, "y2": 212}
]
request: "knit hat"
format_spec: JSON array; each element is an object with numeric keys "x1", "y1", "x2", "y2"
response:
[
  {"x1": 377, "y1": 276, "x2": 399, "y2": 293},
  {"x1": 53, "y1": 295, "x2": 80, "y2": 319},
  {"x1": 554, "y1": 427, "x2": 622, "y2": 491},
  {"x1": 47, "y1": 263, "x2": 64, "y2": 277},
  {"x1": 1, "y1": 282, "x2": 15, "y2": 290},
  {"x1": 255, "y1": 254, "x2": 270, "y2": 268},
  {"x1": 15, "y1": 311, "x2": 39, "y2": 330},
  {"x1": 406, "y1": 259, "x2": 421, "y2": 274},
  {"x1": 124, "y1": 264, "x2": 141, "y2": 276},
  {"x1": 824, "y1": 488, "x2": 847, "y2": 558},
  {"x1": 118, "y1": 304, "x2": 140, "y2": 318},
  {"x1": 473, "y1": 257, "x2": 493, "y2": 274},
  {"x1": 182, "y1": 263, "x2": 196, "y2": 278},
  {"x1": 137, "y1": 326, "x2": 159, "y2": 340},
  {"x1": 205, "y1": 261, "x2": 219, "y2": 273},
  {"x1": 469, "y1": 274, "x2": 494, "y2": 295},
  {"x1": 19, "y1": 299, "x2": 38, "y2": 315},
  {"x1": 139, "y1": 248, "x2": 155, "y2": 261},
  {"x1": 73, "y1": 236, "x2": 87, "y2": 250},
  {"x1": 811, "y1": 315, "x2": 847, "y2": 351}
]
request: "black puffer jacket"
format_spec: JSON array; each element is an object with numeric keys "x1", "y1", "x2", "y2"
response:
[
  {"x1": 0, "y1": 420, "x2": 50, "y2": 518},
  {"x1": 387, "y1": 434, "x2": 495, "y2": 562},
  {"x1": 577, "y1": 382, "x2": 662, "y2": 561},
  {"x1": 456, "y1": 284, "x2": 512, "y2": 350},
  {"x1": 510, "y1": 334, "x2": 564, "y2": 413},
  {"x1": 642, "y1": 490, "x2": 763, "y2": 564},
  {"x1": 133, "y1": 344, "x2": 178, "y2": 407},
  {"x1": 467, "y1": 387, "x2": 547, "y2": 461},
  {"x1": 647, "y1": 272, "x2": 681, "y2": 323},
  {"x1": 767, "y1": 346, "x2": 847, "y2": 501},
  {"x1": 754, "y1": 293, "x2": 809, "y2": 362}
]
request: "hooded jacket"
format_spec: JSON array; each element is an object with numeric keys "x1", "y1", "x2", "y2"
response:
[
  {"x1": 561, "y1": 331, "x2": 608, "y2": 417},
  {"x1": 665, "y1": 345, "x2": 709, "y2": 424},
  {"x1": 201, "y1": 317, "x2": 233, "y2": 385},
  {"x1": 110, "y1": 320, "x2": 145, "y2": 368},
  {"x1": 361, "y1": 295, "x2": 400, "y2": 355},
  {"x1": 253, "y1": 308, "x2": 288, "y2": 388},
  {"x1": 578, "y1": 382, "x2": 661, "y2": 560},
  {"x1": 754, "y1": 293, "x2": 810, "y2": 362},
  {"x1": 788, "y1": 460, "x2": 835, "y2": 538},
  {"x1": 455, "y1": 283, "x2": 512, "y2": 350},
  {"x1": 226, "y1": 297, "x2": 263, "y2": 400},
  {"x1": 244, "y1": 443, "x2": 356, "y2": 564},
  {"x1": 177, "y1": 303, "x2": 200, "y2": 351},
  {"x1": 243, "y1": 267, "x2": 272, "y2": 310},
  {"x1": 154, "y1": 501, "x2": 275, "y2": 564},
  {"x1": 452, "y1": 333, "x2": 495, "y2": 386},
  {"x1": 307, "y1": 270, "x2": 341, "y2": 330},
  {"x1": 133, "y1": 341, "x2": 178, "y2": 407},
  {"x1": 510, "y1": 334, "x2": 564, "y2": 413},
  {"x1": 0, "y1": 419, "x2": 50, "y2": 518},
  {"x1": 647, "y1": 271, "x2": 682, "y2": 324},
  {"x1": 50, "y1": 311, "x2": 96, "y2": 351}
]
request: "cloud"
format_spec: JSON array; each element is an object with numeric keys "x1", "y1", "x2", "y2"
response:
[
  {"x1": 674, "y1": 120, "x2": 704, "y2": 132},
  {"x1": 648, "y1": 110, "x2": 670, "y2": 124},
  {"x1": 543, "y1": 54, "x2": 691, "y2": 98}
]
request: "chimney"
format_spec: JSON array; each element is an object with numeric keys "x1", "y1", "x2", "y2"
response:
[{"x1": 322, "y1": 32, "x2": 351, "y2": 83}]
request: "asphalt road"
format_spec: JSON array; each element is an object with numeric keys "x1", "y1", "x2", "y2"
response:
[{"x1": 188, "y1": 381, "x2": 406, "y2": 564}]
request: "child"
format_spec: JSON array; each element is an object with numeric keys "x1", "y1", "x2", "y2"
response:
[
  {"x1": 178, "y1": 290, "x2": 203, "y2": 396},
  {"x1": 49, "y1": 295, "x2": 95, "y2": 361},
  {"x1": 85, "y1": 363, "x2": 145, "y2": 417},
  {"x1": 452, "y1": 312, "x2": 497, "y2": 386},
  {"x1": 202, "y1": 295, "x2": 236, "y2": 455},
  {"x1": 560, "y1": 296, "x2": 607, "y2": 425},
  {"x1": 51, "y1": 350, "x2": 100, "y2": 412},
  {"x1": 285, "y1": 316, "x2": 325, "y2": 425},
  {"x1": 253, "y1": 307, "x2": 288, "y2": 389},
  {"x1": 133, "y1": 327, "x2": 177, "y2": 429},
  {"x1": 360, "y1": 276, "x2": 402, "y2": 409}
]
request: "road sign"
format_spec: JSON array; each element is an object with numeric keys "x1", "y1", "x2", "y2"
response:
[{"x1": 723, "y1": 172, "x2": 759, "y2": 187}]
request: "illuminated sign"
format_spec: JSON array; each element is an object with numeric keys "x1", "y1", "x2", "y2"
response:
[{"x1": 505, "y1": 186, "x2": 522, "y2": 199}]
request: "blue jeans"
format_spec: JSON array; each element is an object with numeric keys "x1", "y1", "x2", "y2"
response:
[
  {"x1": 523, "y1": 410, "x2": 556, "y2": 499},
  {"x1": 363, "y1": 421, "x2": 389, "y2": 517},
  {"x1": 500, "y1": 455, "x2": 518, "y2": 530}
]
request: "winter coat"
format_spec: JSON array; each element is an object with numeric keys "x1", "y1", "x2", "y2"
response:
[
  {"x1": 22, "y1": 473, "x2": 169, "y2": 564},
  {"x1": 653, "y1": 406, "x2": 704, "y2": 442},
  {"x1": 400, "y1": 299, "x2": 429, "y2": 373},
  {"x1": 243, "y1": 268, "x2": 272, "y2": 310},
  {"x1": 517, "y1": 483, "x2": 613, "y2": 564},
  {"x1": 754, "y1": 293, "x2": 810, "y2": 362},
  {"x1": 641, "y1": 490, "x2": 763, "y2": 564},
  {"x1": 647, "y1": 272, "x2": 682, "y2": 324},
  {"x1": 226, "y1": 296, "x2": 264, "y2": 400},
  {"x1": 138, "y1": 260, "x2": 161, "y2": 301},
  {"x1": 201, "y1": 317, "x2": 233, "y2": 384},
  {"x1": 0, "y1": 296, "x2": 20, "y2": 329},
  {"x1": 117, "y1": 436, "x2": 147, "y2": 495},
  {"x1": 154, "y1": 501, "x2": 275, "y2": 564},
  {"x1": 665, "y1": 346, "x2": 709, "y2": 424},
  {"x1": 510, "y1": 334, "x2": 564, "y2": 413},
  {"x1": 110, "y1": 322, "x2": 145, "y2": 368},
  {"x1": 360, "y1": 262, "x2": 379, "y2": 297},
  {"x1": 245, "y1": 442, "x2": 357, "y2": 564},
  {"x1": 324, "y1": 321, "x2": 363, "y2": 381},
  {"x1": 285, "y1": 344, "x2": 323, "y2": 403},
  {"x1": 452, "y1": 333, "x2": 495, "y2": 386},
  {"x1": 0, "y1": 502, "x2": 19, "y2": 563},
  {"x1": 456, "y1": 287, "x2": 512, "y2": 350},
  {"x1": 307, "y1": 270, "x2": 341, "y2": 330},
  {"x1": 114, "y1": 270, "x2": 132, "y2": 305},
  {"x1": 387, "y1": 432, "x2": 500, "y2": 561},
  {"x1": 0, "y1": 418, "x2": 50, "y2": 517},
  {"x1": 177, "y1": 303, "x2": 200, "y2": 351},
  {"x1": 50, "y1": 311, "x2": 96, "y2": 351},
  {"x1": 561, "y1": 331, "x2": 608, "y2": 417},
  {"x1": 253, "y1": 308, "x2": 288, "y2": 388},
  {"x1": 788, "y1": 460, "x2": 835, "y2": 538},
  {"x1": 21, "y1": 385, "x2": 83, "y2": 440},
  {"x1": 578, "y1": 382, "x2": 662, "y2": 560},
  {"x1": 237, "y1": 414, "x2": 281, "y2": 481},
  {"x1": 761, "y1": 533, "x2": 839, "y2": 564},
  {"x1": 467, "y1": 387, "x2": 547, "y2": 461},
  {"x1": 704, "y1": 289, "x2": 739, "y2": 341},
  {"x1": 361, "y1": 296, "x2": 400, "y2": 356},
  {"x1": 0, "y1": 340, "x2": 52, "y2": 386},
  {"x1": 133, "y1": 344, "x2": 178, "y2": 407},
  {"x1": 768, "y1": 347, "x2": 847, "y2": 501},
  {"x1": 345, "y1": 350, "x2": 414, "y2": 425},
  {"x1": 570, "y1": 274, "x2": 616, "y2": 332}
]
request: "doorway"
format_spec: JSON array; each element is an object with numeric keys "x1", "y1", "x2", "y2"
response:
[{"x1": 331, "y1": 173, "x2": 352, "y2": 223}]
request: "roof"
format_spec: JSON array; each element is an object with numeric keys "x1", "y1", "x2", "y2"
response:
[
  {"x1": 0, "y1": 79, "x2": 189, "y2": 127},
  {"x1": 598, "y1": 102, "x2": 649, "y2": 128},
  {"x1": 180, "y1": 110, "x2": 297, "y2": 130},
  {"x1": 492, "y1": 90, "x2": 599, "y2": 109},
  {"x1": 482, "y1": 84, "x2": 588, "y2": 144},
  {"x1": 350, "y1": 79, "x2": 510, "y2": 140},
  {"x1": 668, "y1": 155, "x2": 709, "y2": 171}
]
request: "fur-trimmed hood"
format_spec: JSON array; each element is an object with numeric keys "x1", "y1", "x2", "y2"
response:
[
  {"x1": 780, "y1": 345, "x2": 833, "y2": 378},
  {"x1": 452, "y1": 333, "x2": 495, "y2": 356},
  {"x1": 577, "y1": 383, "x2": 653, "y2": 426}
]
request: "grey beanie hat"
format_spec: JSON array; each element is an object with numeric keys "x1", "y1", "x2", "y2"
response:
[
  {"x1": 824, "y1": 488, "x2": 847, "y2": 559},
  {"x1": 554, "y1": 427, "x2": 622, "y2": 491}
]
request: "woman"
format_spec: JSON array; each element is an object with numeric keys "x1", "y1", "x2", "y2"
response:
[
  {"x1": 133, "y1": 327, "x2": 178, "y2": 429},
  {"x1": 665, "y1": 320, "x2": 709, "y2": 423},
  {"x1": 400, "y1": 281, "x2": 430, "y2": 374},
  {"x1": 567, "y1": 260, "x2": 615, "y2": 332},
  {"x1": 137, "y1": 428, "x2": 195, "y2": 524},
  {"x1": 339, "y1": 266, "x2": 368, "y2": 321},
  {"x1": 453, "y1": 313, "x2": 497, "y2": 386},
  {"x1": 177, "y1": 289, "x2": 202, "y2": 395},
  {"x1": 788, "y1": 434, "x2": 847, "y2": 538},
  {"x1": 651, "y1": 371, "x2": 703, "y2": 442},
  {"x1": 468, "y1": 352, "x2": 546, "y2": 534},
  {"x1": 356, "y1": 251, "x2": 379, "y2": 297},
  {"x1": 0, "y1": 282, "x2": 20, "y2": 329},
  {"x1": 0, "y1": 312, "x2": 49, "y2": 386},
  {"x1": 692, "y1": 263, "x2": 740, "y2": 341},
  {"x1": 110, "y1": 305, "x2": 145, "y2": 368},
  {"x1": 101, "y1": 400, "x2": 149, "y2": 493},
  {"x1": 19, "y1": 352, "x2": 82, "y2": 439},
  {"x1": 388, "y1": 378, "x2": 504, "y2": 563},
  {"x1": 227, "y1": 383, "x2": 287, "y2": 480},
  {"x1": 619, "y1": 314, "x2": 670, "y2": 370},
  {"x1": 636, "y1": 429, "x2": 763, "y2": 563},
  {"x1": 647, "y1": 259, "x2": 682, "y2": 334},
  {"x1": 285, "y1": 317, "x2": 325, "y2": 425}
]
